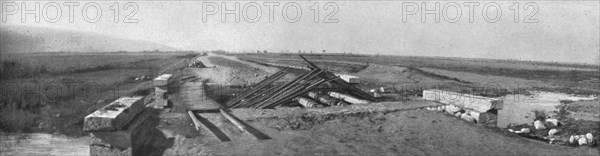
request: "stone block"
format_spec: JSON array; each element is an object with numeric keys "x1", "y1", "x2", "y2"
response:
[
  {"x1": 460, "y1": 113, "x2": 476, "y2": 123},
  {"x1": 154, "y1": 98, "x2": 168, "y2": 108},
  {"x1": 423, "y1": 89, "x2": 503, "y2": 112},
  {"x1": 443, "y1": 105, "x2": 462, "y2": 114},
  {"x1": 466, "y1": 110, "x2": 496, "y2": 124},
  {"x1": 154, "y1": 74, "x2": 173, "y2": 86},
  {"x1": 155, "y1": 86, "x2": 168, "y2": 94},
  {"x1": 334, "y1": 74, "x2": 360, "y2": 84},
  {"x1": 84, "y1": 96, "x2": 144, "y2": 131},
  {"x1": 155, "y1": 91, "x2": 166, "y2": 99},
  {"x1": 88, "y1": 109, "x2": 154, "y2": 156}
]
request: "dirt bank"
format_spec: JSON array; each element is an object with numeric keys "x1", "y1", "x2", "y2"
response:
[
  {"x1": 156, "y1": 102, "x2": 598, "y2": 155},
  {"x1": 189, "y1": 53, "x2": 279, "y2": 85}
]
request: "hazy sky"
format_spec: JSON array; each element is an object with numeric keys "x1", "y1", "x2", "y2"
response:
[{"x1": 3, "y1": 0, "x2": 599, "y2": 64}]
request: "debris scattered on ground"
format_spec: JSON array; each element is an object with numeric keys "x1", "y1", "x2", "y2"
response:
[
  {"x1": 226, "y1": 56, "x2": 374, "y2": 109},
  {"x1": 534, "y1": 120, "x2": 546, "y2": 130}
]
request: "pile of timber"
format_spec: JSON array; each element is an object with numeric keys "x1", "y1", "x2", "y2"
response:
[{"x1": 227, "y1": 56, "x2": 374, "y2": 109}]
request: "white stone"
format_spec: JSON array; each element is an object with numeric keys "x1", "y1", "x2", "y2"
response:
[
  {"x1": 533, "y1": 120, "x2": 546, "y2": 130},
  {"x1": 467, "y1": 111, "x2": 480, "y2": 120},
  {"x1": 373, "y1": 92, "x2": 381, "y2": 98},
  {"x1": 422, "y1": 89, "x2": 503, "y2": 112},
  {"x1": 465, "y1": 111, "x2": 492, "y2": 123},
  {"x1": 455, "y1": 112, "x2": 462, "y2": 117},
  {"x1": 569, "y1": 135, "x2": 577, "y2": 144},
  {"x1": 545, "y1": 119, "x2": 559, "y2": 127},
  {"x1": 586, "y1": 133, "x2": 593, "y2": 143},
  {"x1": 515, "y1": 128, "x2": 530, "y2": 134},
  {"x1": 548, "y1": 129, "x2": 558, "y2": 137},
  {"x1": 334, "y1": 74, "x2": 360, "y2": 84},
  {"x1": 460, "y1": 113, "x2": 476, "y2": 123},
  {"x1": 154, "y1": 74, "x2": 173, "y2": 86},
  {"x1": 444, "y1": 105, "x2": 462, "y2": 114},
  {"x1": 578, "y1": 137, "x2": 588, "y2": 145}
]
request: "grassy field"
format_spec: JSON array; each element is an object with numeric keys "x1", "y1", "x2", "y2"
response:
[
  {"x1": 0, "y1": 52, "x2": 197, "y2": 136},
  {"x1": 236, "y1": 53, "x2": 599, "y2": 96}
]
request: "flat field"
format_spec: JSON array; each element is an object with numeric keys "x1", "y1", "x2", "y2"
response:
[{"x1": 0, "y1": 52, "x2": 196, "y2": 136}]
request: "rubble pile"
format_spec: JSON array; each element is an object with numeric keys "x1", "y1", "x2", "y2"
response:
[
  {"x1": 423, "y1": 90, "x2": 501, "y2": 124},
  {"x1": 505, "y1": 119, "x2": 598, "y2": 147}
]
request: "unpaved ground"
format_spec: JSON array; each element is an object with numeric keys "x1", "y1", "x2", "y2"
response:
[
  {"x1": 160, "y1": 54, "x2": 600, "y2": 155},
  {"x1": 189, "y1": 53, "x2": 279, "y2": 85},
  {"x1": 157, "y1": 102, "x2": 598, "y2": 155},
  {"x1": 0, "y1": 133, "x2": 89, "y2": 155},
  {"x1": 355, "y1": 64, "x2": 445, "y2": 84}
]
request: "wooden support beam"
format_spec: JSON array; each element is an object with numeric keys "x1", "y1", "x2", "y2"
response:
[{"x1": 219, "y1": 109, "x2": 271, "y2": 140}]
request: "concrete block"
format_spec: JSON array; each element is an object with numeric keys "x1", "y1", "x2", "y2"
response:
[
  {"x1": 460, "y1": 113, "x2": 476, "y2": 123},
  {"x1": 153, "y1": 98, "x2": 168, "y2": 108},
  {"x1": 334, "y1": 74, "x2": 360, "y2": 84},
  {"x1": 84, "y1": 96, "x2": 144, "y2": 131},
  {"x1": 443, "y1": 105, "x2": 462, "y2": 114},
  {"x1": 423, "y1": 89, "x2": 503, "y2": 112},
  {"x1": 89, "y1": 109, "x2": 153, "y2": 156},
  {"x1": 153, "y1": 74, "x2": 173, "y2": 86},
  {"x1": 155, "y1": 86, "x2": 168, "y2": 94},
  {"x1": 155, "y1": 91, "x2": 166, "y2": 99},
  {"x1": 466, "y1": 110, "x2": 496, "y2": 123}
]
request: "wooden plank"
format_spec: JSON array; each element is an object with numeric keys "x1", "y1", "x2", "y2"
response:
[
  {"x1": 262, "y1": 78, "x2": 332, "y2": 109},
  {"x1": 300, "y1": 55, "x2": 374, "y2": 101},
  {"x1": 227, "y1": 69, "x2": 288, "y2": 107},
  {"x1": 188, "y1": 112, "x2": 231, "y2": 142},
  {"x1": 240, "y1": 69, "x2": 321, "y2": 108},
  {"x1": 219, "y1": 109, "x2": 271, "y2": 140},
  {"x1": 188, "y1": 111, "x2": 202, "y2": 131}
]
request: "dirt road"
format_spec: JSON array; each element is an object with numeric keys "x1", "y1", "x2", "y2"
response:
[
  {"x1": 188, "y1": 53, "x2": 279, "y2": 85},
  {"x1": 159, "y1": 100, "x2": 599, "y2": 155}
]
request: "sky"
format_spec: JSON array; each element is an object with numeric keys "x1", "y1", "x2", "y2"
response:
[{"x1": 2, "y1": 0, "x2": 599, "y2": 64}]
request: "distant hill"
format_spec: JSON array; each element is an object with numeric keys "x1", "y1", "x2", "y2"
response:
[{"x1": 0, "y1": 25, "x2": 177, "y2": 53}]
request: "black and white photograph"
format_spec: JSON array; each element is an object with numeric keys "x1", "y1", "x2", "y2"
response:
[{"x1": 0, "y1": 0, "x2": 599, "y2": 155}]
